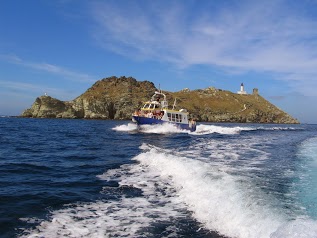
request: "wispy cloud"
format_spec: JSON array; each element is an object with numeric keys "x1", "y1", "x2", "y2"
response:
[
  {"x1": 0, "y1": 80, "x2": 78, "y2": 115},
  {"x1": 0, "y1": 54, "x2": 95, "y2": 83},
  {"x1": 90, "y1": 0, "x2": 317, "y2": 96},
  {"x1": 0, "y1": 80, "x2": 78, "y2": 101},
  {"x1": 0, "y1": 80, "x2": 63, "y2": 95}
]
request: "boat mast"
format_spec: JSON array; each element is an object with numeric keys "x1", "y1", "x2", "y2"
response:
[{"x1": 172, "y1": 98, "x2": 177, "y2": 110}]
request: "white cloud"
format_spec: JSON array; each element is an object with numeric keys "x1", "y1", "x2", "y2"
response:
[
  {"x1": 0, "y1": 80, "x2": 63, "y2": 95},
  {"x1": 0, "y1": 80, "x2": 80, "y2": 103},
  {"x1": 0, "y1": 54, "x2": 95, "y2": 83},
  {"x1": 90, "y1": 0, "x2": 317, "y2": 96},
  {"x1": 91, "y1": 1, "x2": 187, "y2": 63}
]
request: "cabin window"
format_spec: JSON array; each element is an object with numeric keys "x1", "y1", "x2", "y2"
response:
[
  {"x1": 167, "y1": 113, "x2": 183, "y2": 122},
  {"x1": 143, "y1": 103, "x2": 150, "y2": 109},
  {"x1": 175, "y1": 114, "x2": 182, "y2": 122}
]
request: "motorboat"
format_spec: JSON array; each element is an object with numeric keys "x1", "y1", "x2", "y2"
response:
[{"x1": 132, "y1": 91, "x2": 196, "y2": 132}]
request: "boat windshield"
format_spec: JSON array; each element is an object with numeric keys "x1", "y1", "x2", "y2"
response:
[{"x1": 143, "y1": 103, "x2": 151, "y2": 109}]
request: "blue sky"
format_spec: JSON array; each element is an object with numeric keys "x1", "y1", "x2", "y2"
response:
[{"x1": 1, "y1": 0, "x2": 317, "y2": 123}]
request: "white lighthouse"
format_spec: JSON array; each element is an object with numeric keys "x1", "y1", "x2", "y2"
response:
[{"x1": 237, "y1": 83, "x2": 247, "y2": 95}]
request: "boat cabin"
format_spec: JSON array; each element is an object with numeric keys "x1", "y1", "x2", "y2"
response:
[
  {"x1": 142, "y1": 101, "x2": 160, "y2": 111},
  {"x1": 132, "y1": 90, "x2": 196, "y2": 131}
]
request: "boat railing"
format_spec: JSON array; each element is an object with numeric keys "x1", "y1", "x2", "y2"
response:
[{"x1": 133, "y1": 108, "x2": 164, "y2": 119}]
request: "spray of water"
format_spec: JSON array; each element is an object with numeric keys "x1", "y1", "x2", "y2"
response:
[{"x1": 113, "y1": 123, "x2": 301, "y2": 135}]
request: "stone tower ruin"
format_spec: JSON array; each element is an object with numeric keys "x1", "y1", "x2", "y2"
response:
[{"x1": 253, "y1": 88, "x2": 259, "y2": 96}]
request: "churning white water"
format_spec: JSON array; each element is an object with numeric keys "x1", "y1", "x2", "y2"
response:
[{"x1": 20, "y1": 123, "x2": 317, "y2": 238}]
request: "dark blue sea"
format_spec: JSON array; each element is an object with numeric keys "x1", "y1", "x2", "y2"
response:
[{"x1": 1, "y1": 118, "x2": 317, "y2": 238}]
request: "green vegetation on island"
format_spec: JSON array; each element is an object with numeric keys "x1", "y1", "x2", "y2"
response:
[{"x1": 21, "y1": 76, "x2": 299, "y2": 124}]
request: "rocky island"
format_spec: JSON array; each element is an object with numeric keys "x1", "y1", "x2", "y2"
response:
[{"x1": 21, "y1": 76, "x2": 299, "y2": 124}]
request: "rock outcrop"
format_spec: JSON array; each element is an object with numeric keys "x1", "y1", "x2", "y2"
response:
[{"x1": 21, "y1": 76, "x2": 299, "y2": 124}]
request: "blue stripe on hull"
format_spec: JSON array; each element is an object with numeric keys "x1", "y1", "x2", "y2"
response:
[{"x1": 132, "y1": 116, "x2": 196, "y2": 132}]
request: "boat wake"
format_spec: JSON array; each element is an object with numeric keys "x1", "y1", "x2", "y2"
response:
[
  {"x1": 293, "y1": 137, "x2": 317, "y2": 219},
  {"x1": 113, "y1": 123, "x2": 188, "y2": 134},
  {"x1": 192, "y1": 125, "x2": 303, "y2": 135},
  {"x1": 113, "y1": 123, "x2": 302, "y2": 135},
  {"x1": 193, "y1": 124, "x2": 255, "y2": 135},
  {"x1": 20, "y1": 142, "x2": 317, "y2": 238},
  {"x1": 112, "y1": 123, "x2": 138, "y2": 132}
]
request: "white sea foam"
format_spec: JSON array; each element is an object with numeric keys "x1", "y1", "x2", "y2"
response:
[
  {"x1": 112, "y1": 122, "x2": 187, "y2": 134},
  {"x1": 130, "y1": 144, "x2": 286, "y2": 238},
  {"x1": 139, "y1": 123, "x2": 187, "y2": 134},
  {"x1": 193, "y1": 124, "x2": 303, "y2": 135},
  {"x1": 20, "y1": 135, "x2": 317, "y2": 238},
  {"x1": 270, "y1": 220, "x2": 317, "y2": 238},
  {"x1": 20, "y1": 197, "x2": 183, "y2": 238},
  {"x1": 113, "y1": 123, "x2": 255, "y2": 135},
  {"x1": 130, "y1": 145, "x2": 317, "y2": 238},
  {"x1": 257, "y1": 126, "x2": 303, "y2": 131},
  {"x1": 113, "y1": 122, "x2": 301, "y2": 136},
  {"x1": 112, "y1": 123, "x2": 138, "y2": 132},
  {"x1": 193, "y1": 124, "x2": 256, "y2": 135}
]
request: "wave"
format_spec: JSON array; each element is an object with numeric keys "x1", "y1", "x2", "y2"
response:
[
  {"x1": 128, "y1": 144, "x2": 283, "y2": 238},
  {"x1": 107, "y1": 144, "x2": 317, "y2": 238},
  {"x1": 197, "y1": 124, "x2": 305, "y2": 135},
  {"x1": 112, "y1": 122, "x2": 252, "y2": 135},
  {"x1": 113, "y1": 122, "x2": 302, "y2": 135},
  {"x1": 20, "y1": 143, "x2": 317, "y2": 238},
  {"x1": 112, "y1": 123, "x2": 138, "y2": 132},
  {"x1": 193, "y1": 124, "x2": 255, "y2": 135},
  {"x1": 270, "y1": 220, "x2": 317, "y2": 238},
  {"x1": 255, "y1": 126, "x2": 304, "y2": 131},
  {"x1": 113, "y1": 123, "x2": 188, "y2": 134},
  {"x1": 194, "y1": 124, "x2": 304, "y2": 135}
]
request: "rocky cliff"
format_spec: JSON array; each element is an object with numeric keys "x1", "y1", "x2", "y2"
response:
[{"x1": 21, "y1": 76, "x2": 299, "y2": 124}]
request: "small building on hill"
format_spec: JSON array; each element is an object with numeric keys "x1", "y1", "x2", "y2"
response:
[{"x1": 237, "y1": 83, "x2": 247, "y2": 95}]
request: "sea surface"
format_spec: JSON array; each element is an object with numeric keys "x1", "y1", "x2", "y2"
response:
[{"x1": 1, "y1": 118, "x2": 317, "y2": 238}]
